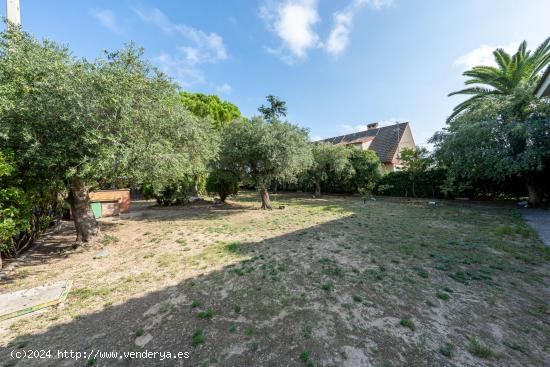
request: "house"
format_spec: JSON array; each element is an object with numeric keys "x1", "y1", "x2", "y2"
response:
[
  {"x1": 320, "y1": 122, "x2": 416, "y2": 171},
  {"x1": 535, "y1": 66, "x2": 550, "y2": 98}
]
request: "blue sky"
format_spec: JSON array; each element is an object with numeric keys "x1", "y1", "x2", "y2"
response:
[{"x1": 2, "y1": 0, "x2": 549, "y2": 146}]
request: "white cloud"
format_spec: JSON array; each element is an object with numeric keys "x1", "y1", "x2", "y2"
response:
[
  {"x1": 134, "y1": 8, "x2": 228, "y2": 64},
  {"x1": 260, "y1": 0, "x2": 320, "y2": 62},
  {"x1": 454, "y1": 42, "x2": 520, "y2": 69},
  {"x1": 153, "y1": 53, "x2": 205, "y2": 89},
  {"x1": 134, "y1": 8, "x2": 228, "y2": 90},
  {"x1": 216, "y1": 83, "x2": 233, "y2": 94},
  {"x1": 325, "y1": 0, "x2": 393, "y2": 56},
  {"x1": 90, "y1": 9, "x2": 122, "y2": 34},
  {"x1": 260, "y1": 0, "x2": 392, "y2": 61}
]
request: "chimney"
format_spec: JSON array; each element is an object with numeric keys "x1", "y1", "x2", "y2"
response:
[
  {"x1": 367, "y1": 122, "x2": 379, "y2": 130},
  {"x1": 7, "y1": 0, "x2": 21, "y2": 26}
]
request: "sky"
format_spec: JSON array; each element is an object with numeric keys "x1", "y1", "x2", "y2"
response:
[{"x1": 2, "y1": 0, "x2": 549, "y2": 146}]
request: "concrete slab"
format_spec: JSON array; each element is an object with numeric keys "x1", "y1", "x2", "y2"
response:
[
  {"x1": 522, "y1": 209, "x2": 550, "y2": 247},
  {"x1": 0, "y1": 280, "x2": 71, "y2": 321}
]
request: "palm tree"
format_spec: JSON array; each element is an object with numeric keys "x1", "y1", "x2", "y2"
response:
[{"x1": 448, "y1": 37, "x2": 550, "y2": 121}]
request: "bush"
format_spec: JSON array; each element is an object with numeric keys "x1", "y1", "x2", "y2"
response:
[
  {"x1": 0, "y1": 152, "x2": 31, "y2": 257},
  {"x1": 205, "y1": 170, "x2": 239, "y2": 202},
  {"x1": 376, "y1": 169, "x2": 446, "y2": 198},
  {"x1": 318, "y1": 148, "x2": 380, "y2": 194},
  {"x1": 152, "y1": 177, "x2": 195, "y2": 206},
  {"x1": 0, "y1": 151, "x2": 62, "y2": 265}
]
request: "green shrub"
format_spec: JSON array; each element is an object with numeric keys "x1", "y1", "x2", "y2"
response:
[
  {"x1": 375, "y1": 169, "x2": 446, "y2": 198},
  {"x1": 152, "y1": 176, "x2": 195, "y2": 206},
  {"x1": 205, "y1": 169, "x2": 239, "y2": 202},
  {"x1": 0, "y1": 152, "x2": 33, "y2": 260}
]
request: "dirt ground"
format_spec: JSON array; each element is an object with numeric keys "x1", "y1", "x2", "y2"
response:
[{"x1": 1, "y1": 192, "x2": 550, "y2": 366}]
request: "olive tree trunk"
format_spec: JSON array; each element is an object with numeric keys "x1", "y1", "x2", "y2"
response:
[
  {"x1": 314, "y1": 179, "x2": 321, "y2": 197},
  {"x1": 68, "y1": 177, "x2": 99, "y2": 242},
  {"x1": 260, "y1": 186, "x2": 272, "y2": 210},
  {"x1": 526, "y1": 178, "x2": 543, "y2": 207}
]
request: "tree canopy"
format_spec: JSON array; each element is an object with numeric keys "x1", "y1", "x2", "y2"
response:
[
  {"x1": 399, "y1": 147, "x2": 431, "y2": 197},
  {"x1": 219, "y1": 117, "x2": 312, "y2": 209},
  {"x1": 0, "y1": 28, "x2": 218, "y2": 240},
  {"x1": 309, "y1": 143, "x2": 351, "y2": 197},
  {"x1": 432, "y1": 91, "x2": 550, "y2": 205},
  {"x1": 347, "y1": 149, "x2": 381, "y2": 193},
  {"x1": 179, "y1": 91, "x2": 241, "y2": 130}
]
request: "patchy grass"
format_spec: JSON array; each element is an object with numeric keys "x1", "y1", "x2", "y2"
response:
[
  {"x1": 469, "y1": 337, "x2": 494, "y2": 359},
  {"x1": 399, "y1": 317, "x2": 415, "y2": 331},
  {"x1": 192, "y1": 329, "x2": 205, "y2": 346},
  {"x1": 1, "y1": 193, "x2": 549, "y2": 366},
  {"x1": 197, "y1": 309, "x2": 214, "y2": 320},
  {"x1": 439, "y1": 342, "x2": 454, "y2": 358}
]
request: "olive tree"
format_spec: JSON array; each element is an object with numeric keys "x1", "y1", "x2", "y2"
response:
[
  {"x1": 399, "y1": 147, "x2": 431, "y2": 197},
  {"x1": 309, "y1": 142, "x2": 351, "y2": 197},
  {"x1": 220, "y1": 117, "x2": 312, "y2": 209},
  {"x1": 0, "y1": 29, "x2": 218, "y2": 241}
]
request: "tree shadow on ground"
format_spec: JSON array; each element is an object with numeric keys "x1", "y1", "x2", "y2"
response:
[
  {"x1": 1, "y1": 220, "x2": 118, "y2": 287},
  {"x1": 1, "y1": 196, "x2": 549, "y2": 367}
]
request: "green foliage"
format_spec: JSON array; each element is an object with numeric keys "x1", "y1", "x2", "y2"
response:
[
  {"x1": 448, "y1": 38, "x2": 550, "y2": 121},
  {"x1": 0, "y1": 152, "x2": 32, "y2": 255},
  {"x1": 0, "y1": 27, "x2": 218, "y2": 208},
  {"x1": 376, "y1": 148, "x2": 446, "y2": 198},
  {"x1": 399, "y1": 317, "x2": 415, "y2": 331},
  {"x1": 349, "y1": 148, "x2": 381, "y2": 190},
  {"x1": 179, "y1": 91, "x2": 241, "y2": 130},
  {"x1": 440, "y1": 39, "x2": 550, "y2": 204},
  {"x1": 205, "y1": 170, "x2": 239, "y2": 202},
  {"x1": 192, "y1": 328, "x2": 204, "y2": 346},
  {"x1": 219, "y1": 117, "x2": 312, "y2": 206},
  {"x1": 197, "y1": 309, "x2": 214, "y2": 319},
  {"x1": 399, "y1": 147, "x2": 431, "y2": 197},
  {"x1": 309, "y1": 143, "x2": 351, "y2": 195},
  {"x1": 151, "y1": 176, "x2": 195, "y2": 206},
  {"x1": 258, "y1": 95, "x2": 287, "y2": 123},
  {"x1": 431, "y1": 94, "x2": 550, "y2": 203}
]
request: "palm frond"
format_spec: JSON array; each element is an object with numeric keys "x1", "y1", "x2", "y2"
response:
[
  {"x1": 531, "y1": 36, "x2": 550, "y2": 61},
  {"x1": 448, "y1": 87, "x2": 499, "y2": 97},
  {"x1": 446, "y1": 95, "x2": 486, "y2": 122},
  {"x1": 493, "y1": 48, "x2": 511, "y2": 71},
  {"x1": 516, "y1": 40, "x2": 528, "y2": 59}
]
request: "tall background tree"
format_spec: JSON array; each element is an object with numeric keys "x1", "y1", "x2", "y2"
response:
[
  {"x1": 0, "y1": 29, "x2": 218, "y2": 241},
  {"x1": 448, "y1": 38, "x2": 550, "y2": 121},
  {"x1": 309, "y1": 143, "x2": 351, "y2": 197},
  {"x1": 219, "y1": 117, "x2": 312, "y2": 209},
  {"x1": 346, "y1": 149, "x2": 381, "y2": 194},
  {"x1": 179, "y1": 91, "x2": 241, "y2": 130},
  {"x1": 399, "y1": 147, "x2": 431, "y2": 197},
  {"x1": 258, "y1": 95, "x2": 287, "y2": 123}
]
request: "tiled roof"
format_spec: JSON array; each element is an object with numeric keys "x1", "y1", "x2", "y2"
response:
[{"x1": 320, "y1": 122, "x2": 409, "y2": 163}]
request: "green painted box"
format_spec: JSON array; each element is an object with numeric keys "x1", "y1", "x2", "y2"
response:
[{"x1": 90, "y1": 202, "x2": 102, "y2": 219}]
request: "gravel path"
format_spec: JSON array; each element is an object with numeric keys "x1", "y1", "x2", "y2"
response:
[{"x1": 522, "y1": 209, "x2": 550, "y2": 246}]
